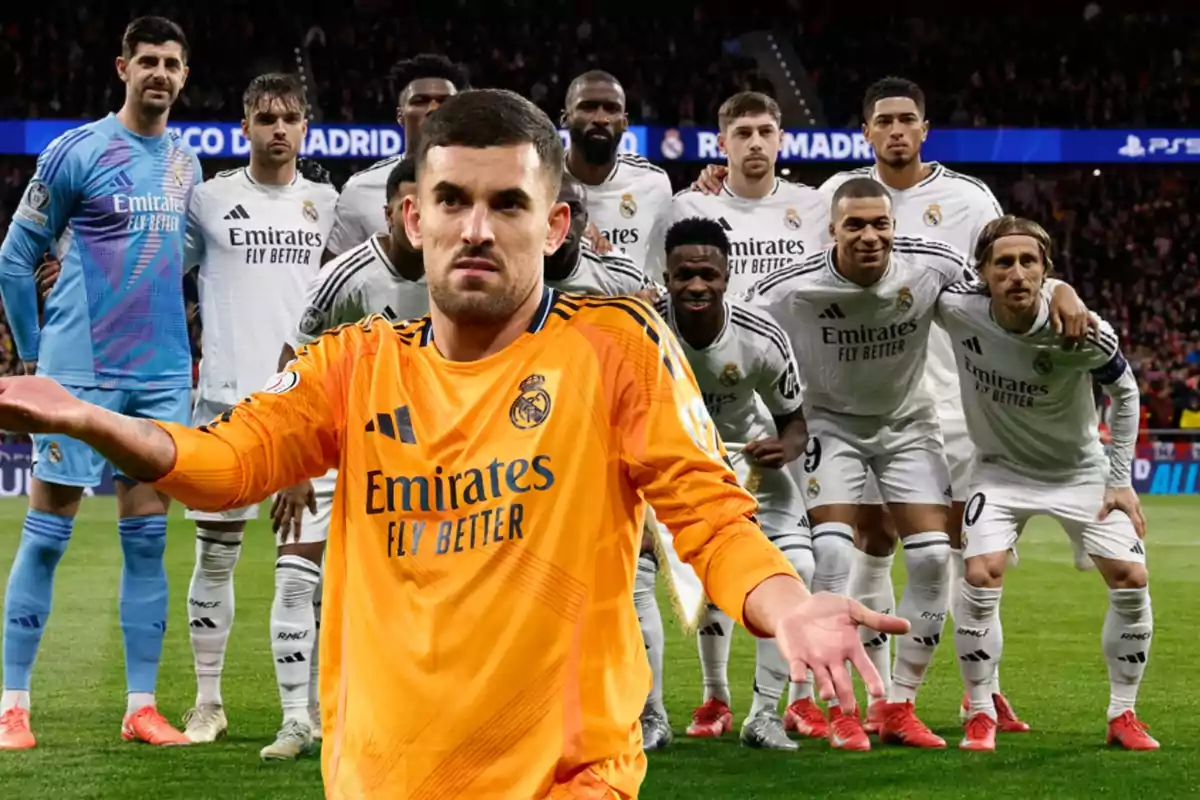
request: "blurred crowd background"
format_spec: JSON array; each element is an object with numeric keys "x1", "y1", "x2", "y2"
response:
[{"x1": 1, "y1": 1, "x2": 1199, "y2": 439}]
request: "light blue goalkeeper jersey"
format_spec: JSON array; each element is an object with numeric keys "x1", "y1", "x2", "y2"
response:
[{"x1": 0, "y1": 113, "x2": 202, "y2": 389}]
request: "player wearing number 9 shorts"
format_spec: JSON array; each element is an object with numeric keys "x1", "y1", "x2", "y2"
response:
[
  {"x1": 937, "y1": 216, "x2": 1157, "y2": 753},
  {"x1": 654, "y1": 218, "x2": 812, "y2": 751}
]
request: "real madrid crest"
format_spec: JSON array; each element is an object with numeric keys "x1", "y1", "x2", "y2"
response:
[
  {"x1": 510, "y1": 374, "x2": 552, "y2": 430},
  {"x1": 806, "y1": 477, "x2": 821, "y2": 499},
  {"x1": 302, "y1": 199, "x2": 319, "y2": 223},
  {"x1": 619, "y1": 193, "x2": 638, "y2": 219},
  {"x1": 719, "y1": 363, "x2": 741, "y2": 387},
  {"x1": 923, "y1": 203, "x2": 942, "y2": 226},
  {"x1": 47, "y1": 441, "x2": 63, "y2": 464},
  {"x1": 1032, "y1": 350, "x2": 1054, "y2": 376},
  {"x1": 784, "y1": 207, "x2": 802, "y2": 231},
  {"x1": 894, "y1": 286, "x2": 914, "y2": 313}
]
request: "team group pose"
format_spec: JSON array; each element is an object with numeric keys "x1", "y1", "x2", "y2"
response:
[{"x1": 0, "y1": 11, "x2": 1158, "y2": 789}]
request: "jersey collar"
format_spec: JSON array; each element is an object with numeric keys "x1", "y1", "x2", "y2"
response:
[
  {"x1": 870, "y1": 161, "x2": 943, "y2": 191},
  {"x1": 664, "y1": 298, "x2": 730, "y2": 352},
  {"x1": 242, "y1": 166, "x2": 299, "y2": 188},
  {"x1": 719, "y1": 177, "x2": 781, "y2": 198},
  {"x1": 420, "y1": 286, "x2": 558, "y2": 347},
  {"x1": 988, "y1": 286, "x2": 1053, "y2": 338}
]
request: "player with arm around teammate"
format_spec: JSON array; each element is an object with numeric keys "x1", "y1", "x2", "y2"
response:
[
  {"x1": 262, "y1": 157, "x2": 429, "y2": 761},
  {"x1": 936, "y1": 216, "x2": 1157, "y2": 752},
  {"x1": 177, "y1": 72, "x2": 338, "y2": 745},
  {"x1": 656, "y1": 217, "x2": 814, "y2": 750},
  {"x1": 744, "y1": 178, "x2": 1092, "y2": 751}
]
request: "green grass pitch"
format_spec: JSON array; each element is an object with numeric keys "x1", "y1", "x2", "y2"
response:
[{"x1": 0, "y1": 496, "x2": 1195, "y2": 799}]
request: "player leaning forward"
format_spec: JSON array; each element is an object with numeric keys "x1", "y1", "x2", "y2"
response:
[
  {"x1": 937, "y1": 216, "x2": 1157, "y2": 752},
  {"x1": 0, "y1": 90, "x2": 907, "y2": 797},
  {"x1": 178, "y1": 73, "x2": 337, "y2": 748},
  {"x1": 655, "y1": 218, "x2": 812, "y2": 751},
  {"x1": 743, "y1": 177, "x2": 1092, "y2": 751}
]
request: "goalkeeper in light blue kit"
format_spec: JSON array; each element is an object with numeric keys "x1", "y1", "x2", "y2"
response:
[{"x1": 0, "y1": 16, "x2": 201, "y2": 749}]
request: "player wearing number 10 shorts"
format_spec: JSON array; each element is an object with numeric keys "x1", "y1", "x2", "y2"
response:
[{"x1": 936, "y1": 216, "x2": 1157, "y2": 753}]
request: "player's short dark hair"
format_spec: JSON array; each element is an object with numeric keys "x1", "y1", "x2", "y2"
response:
[
  {"x1": 975, "y1": 215, "x2": 1056, "y2": 275},
  {"x1": 718, "y1": 91, "x2": 781, "y2": 131},
  {"x1": 390, "y1": 54, "x2": 469, "y2": 100},
  {"x1": 415, "y1": 89, "x2": 564, "y2": 193},
  {"x1": 566, "y1": 70, "x2": 623, "y2": 100},
  {"x1": 665, "y1": 217, "x2": 731, "y2": 261},
  {"x1": 831, "y1": 177, "x2": 892, "y2": 216},
  {"x1": 122, "y1": 16, "x2": 189, "y2": 62},
  {"x1": 862, "y1": 76, "x2": 926, "y2": 122},
  {"x1": 242, "y1": 73, "x2": 307, "y2": 117},
  {"x1": 386, "y1": 158, "x2": 418, "y2": 201}
]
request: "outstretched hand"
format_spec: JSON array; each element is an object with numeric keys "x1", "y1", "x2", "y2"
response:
[
  {"x1": 0, "y1": 376, "x2": 87, "y2": 435},
  {"x1": 773, "y1": 592, "x2": 910, "y2": 710}
]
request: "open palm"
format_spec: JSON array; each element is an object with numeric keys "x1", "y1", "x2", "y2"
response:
[
  {"x1": 0, "y1": 376, "x2": 86, "y2": 435},
  {"x1": 774, "y1": 592, "x2": 910, "y2": 711}
]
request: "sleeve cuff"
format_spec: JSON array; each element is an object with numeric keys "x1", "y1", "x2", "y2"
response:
[{"x1": 702, "y1": 523, "x2": 799, "y2": 636}]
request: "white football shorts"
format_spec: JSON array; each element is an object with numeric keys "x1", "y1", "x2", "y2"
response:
[
  {"x1": 727, "y1": 446, "x2": 810, "y2": 557},
  {"x1": 861, "y1": 413, "x2": 972, "y2": 505},
  {"x1": 961, "y1": 463, "x2": 1145, "y2": 565},
  {"x1": 186, "y1": 396, "x2": 259, "y2": 523},
  {"x1": 273, "y1": 468, "x2": 336, "y2": 548},
  {"x1": 797, "y1": 408, "x2": 951, "y2": 509}
]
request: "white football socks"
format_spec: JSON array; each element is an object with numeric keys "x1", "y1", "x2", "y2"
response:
[
  {"x1": 810, "y1": 522, "x2": 855, "y2": 707},
  {"x1": 634, "y1": 553, "x2": 666, "y2": 718},
  {"x1": 697, "y1": 603, "x2": 733, "y2": 706},
  {"x1": 188, "y1": 527, "x2": 243, "y2": 707},
  {"x1": 750, "y1": 638, "x2": 789, "y2": 718},
  {"x1": 850, "y1": 550, "x2": 895, "y2": 704},
  {"x1": 1, "y1": 690, "x2": 30, "y2": 712},
  {"x1": 271, "y1": 555, "x2": 321, "y2": 725},
  {"x1": 777, "y1": 535, "x2": 816, "y2": 706},
  {"x1": 890, "y1": 531, "x2": 950, "y2": 705},
  {"x1": 954, "y1": 579, "x2": 1003, "y2": 719},
  {"x1": 1103, "y1": 586, "x2": 1153, "y2": 721}
]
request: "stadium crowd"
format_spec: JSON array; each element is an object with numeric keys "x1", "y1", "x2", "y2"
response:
[{"x1": 0, "y1": 3, "x2": 1198, "y2": 429}]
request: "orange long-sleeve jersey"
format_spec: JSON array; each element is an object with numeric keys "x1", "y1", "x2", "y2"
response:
[{"x1": 153, "y1": 287, "x2": 797, "y2": 799}]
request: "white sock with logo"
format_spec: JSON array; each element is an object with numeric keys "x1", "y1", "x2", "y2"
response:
[
  {"x1": 270, "y1": 555, "x2": 320, "y2": 726},
  {"x1": 187, "y1": 527, "x2": 243, "y2": 707}
]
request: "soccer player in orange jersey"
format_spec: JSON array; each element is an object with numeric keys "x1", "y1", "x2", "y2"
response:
[{"x1": 0, "y1": 89, "x2": 907, "y2": 799}]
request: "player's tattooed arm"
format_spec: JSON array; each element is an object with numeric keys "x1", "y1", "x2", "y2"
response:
[{"x1": 0, "y1": 376, "x2": 178, "y2": 481}]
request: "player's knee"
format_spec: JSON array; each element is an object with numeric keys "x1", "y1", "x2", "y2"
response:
[
  {"x1": 196, "y1": 528, "x2": 243, "y2": 582},
  {"x1": 640, "y1": 528, "x2": 656, "y2": 554},
  {"x1": 28, "y1": 478, "x2": 84, "y2": 518},
  {"x1": 812, "y1": 523, "x2": 856, "y2": 579},
  {"x1": 963, "y1": 555, "x2": 1005, "y2": 589},
  {"x1": 779, "y1": 541, "x2": 815, "y2": 586},
  {"x1": 1104, "y1": 561, "x2": 1148, "y2": 591},
  {"x1": 854, "y1": 507, "x2": 897, "y2": 556},
  {"x1": 901, "y1": 531, "x2": 951, "y2": 587}
]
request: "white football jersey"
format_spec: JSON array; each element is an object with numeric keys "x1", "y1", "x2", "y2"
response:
[
  {"x1": 292, "y1": 234, "x2": 429, "y2": 345},
  {"x1": 573, "y1": 153, "x2": 672, "y2": 277},
  {"x1": 546, "y1": 239, "x2": 654, "y2": 297},
  {"x1": 936, "y1": 282, "x2": 1132, "y2": 485},
  {"x1": 672, "y1": 178, "x2": 831, "y2": 297},
  {"x1": 657, "y1": 297, "x2": 803, "y2": 450},
  {"x1": 184, "y1": 167, "x2": 337, "y2": 405},
  {"x1": 326, "y1": 154, "x2": 403, "y2": 257},
  {"x1": 820, "y1": 162, "x2": 1003, "y2": 418},
  {"x1": 745, "y1": 235, "x2": 971, "y2": 420}
]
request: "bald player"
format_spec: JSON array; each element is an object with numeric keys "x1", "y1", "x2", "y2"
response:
[{"x1": 563, "y1": 70, "x2": 672, "y2": 277}]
